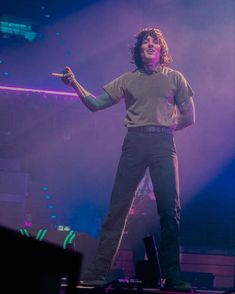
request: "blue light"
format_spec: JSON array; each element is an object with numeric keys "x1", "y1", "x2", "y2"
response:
[
  {"x1": 41, "y1": 186, "x2": 49, "y2": 191},
  {"x1": 0, "y1": 20, "x2": 37, "y2": 42},
  {"x1": 45, "y1": 194, "x2": 52, "y2": 200}
]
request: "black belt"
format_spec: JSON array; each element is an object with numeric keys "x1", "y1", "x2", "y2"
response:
[{"x1": 128, "y1": 125, "x2": 174, "y2": 135}]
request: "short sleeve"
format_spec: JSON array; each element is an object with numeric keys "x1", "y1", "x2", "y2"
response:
[
  {"x1": 103, "y1": 73, "x2": 128, "y2": 103},
  {"x1": 175, "y1": 71, "x2": 194, "y2": 106}
]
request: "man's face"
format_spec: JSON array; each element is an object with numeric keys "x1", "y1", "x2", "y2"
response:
[{"x1": 140, "y1": 35, "x2": 161, "y2": 65}]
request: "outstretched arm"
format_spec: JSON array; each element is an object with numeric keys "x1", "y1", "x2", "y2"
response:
[
  {"x1": 175, "y1": 96, "x2": 195, "y2": 131},
  {"x1": 52, "y1": 66, "x2": 116, "y2": 112}
]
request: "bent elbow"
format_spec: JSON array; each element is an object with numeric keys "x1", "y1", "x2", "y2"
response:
[
  {"x1": 87, "y1": 102, "x2": 99, "y2": 112},
  {"x1": 89, "y1": 106, "x2": 98, "y2": 112},
  {"x1": 190, "y1": 116, "x2": 195, "y2": 125},
  {"x1": 191, "y1": 113, "x2": 196, "y2": 125},
  {"x1": 187, "y1": 116, "x2": 195, "y2": 127}
]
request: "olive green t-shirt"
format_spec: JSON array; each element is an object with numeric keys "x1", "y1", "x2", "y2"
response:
[{"x1": 103, "y1": 66, "x2": 194, "y2": 129}]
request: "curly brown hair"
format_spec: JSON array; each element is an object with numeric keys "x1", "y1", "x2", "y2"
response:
[{"x1": 131, "y1": 28, "x2": 172, "y2": 68}]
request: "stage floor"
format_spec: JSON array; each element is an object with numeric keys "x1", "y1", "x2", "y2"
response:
[{"x1": 60, "y1": 284, "x2": 231, "y2": 294}]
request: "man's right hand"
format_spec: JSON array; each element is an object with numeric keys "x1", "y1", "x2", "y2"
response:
[
  {"x1": 51, "y1": 66, "x2": 76, "y2": 86},
  {"x1": 62, "y1": 66, "x2": 76, "y2": 86},
  {"x1": 51, "y1": 66, "x2": 92, "y2": 100}
]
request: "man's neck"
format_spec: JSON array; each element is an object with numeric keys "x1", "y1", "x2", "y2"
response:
[{"x1": 142, "y1": 62, "x2": 161, "y2": 73}]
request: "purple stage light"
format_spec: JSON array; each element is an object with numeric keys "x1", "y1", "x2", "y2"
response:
[{"x1": 0, "y1": 85, "x2": 77, "y2": 97}]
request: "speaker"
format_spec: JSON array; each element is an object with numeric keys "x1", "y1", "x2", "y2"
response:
[
  {"x1": 0, "y1": 225, "x2": 83, "y2": 294},
  {"x1": 19, "y1": 228, "x2": 99, "y2": 275},
  {"x1": 135, "y1": 235, "x2": 162, "y2": 288}
]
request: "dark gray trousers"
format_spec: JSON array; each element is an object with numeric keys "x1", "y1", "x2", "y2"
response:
[{"x1": 83, "y1": 130, "x2": 181, "y2": 281}]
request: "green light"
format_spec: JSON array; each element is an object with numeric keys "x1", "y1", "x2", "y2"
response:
[
  {"x1": 0, "y1": 21, "x2": 37, "y2": 42},
  {"x1": 19, "y1": 228, "x2": 29, "y2": 237},
  {"x1": 63, "y1": 230, "x2": 76, "y2": 249},
  {"x1": 36, "y1": 229, "x2": 47, "y2": 241},
  {"x1": 19, "y1": 228, "x2": 76, "y2": 250}
]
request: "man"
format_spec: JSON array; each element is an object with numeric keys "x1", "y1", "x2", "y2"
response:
[{"x1": 52, "y1": 27, "x2": 195, "y2": 291}]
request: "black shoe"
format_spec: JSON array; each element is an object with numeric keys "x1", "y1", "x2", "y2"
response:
[
  {"x1": 162, "y1": 278, "x2": 192, "y2": 292},
  {"x1": 79, "y1": 278, "x2": 106, "y2": 287},
  {"x1": 80, "y1": 269, "x2": 107, "y2": 287}
]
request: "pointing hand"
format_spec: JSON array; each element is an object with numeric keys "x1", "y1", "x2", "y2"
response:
[{"x1": 51, "y1": 66, "x2": 76, "y2": 86}]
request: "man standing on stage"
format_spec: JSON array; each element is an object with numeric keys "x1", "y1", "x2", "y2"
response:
[{"x1": 53, "y1": 27, "x2": 195, "y2": 291}]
